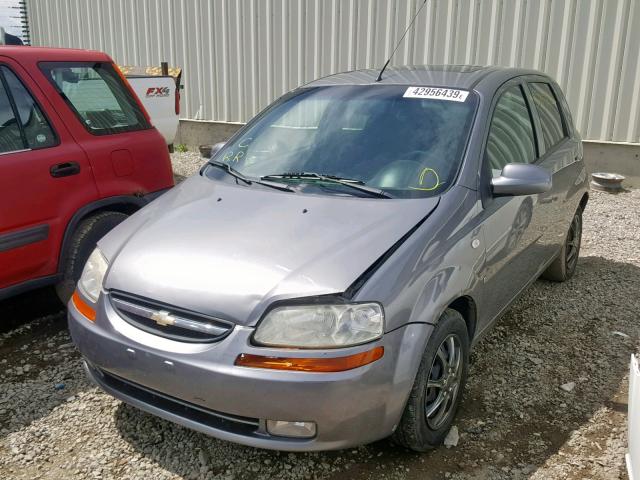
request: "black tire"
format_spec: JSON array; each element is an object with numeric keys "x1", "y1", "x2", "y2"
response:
[
  {"x1": 541, "y1": 208, "x2": 582, "y2": 282},
  {"x1": 393, "y1": 308, "x2": 469, "y2": 452},
  {"x1": 55, "y1": 211, "x2": 128, "y2": 303}
]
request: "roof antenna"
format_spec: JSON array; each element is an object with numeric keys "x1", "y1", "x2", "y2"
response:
[{"x1": 376, "y1": 0, "x2": 429, "y2": 82}]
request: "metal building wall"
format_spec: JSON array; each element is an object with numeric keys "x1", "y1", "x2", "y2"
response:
[{"x1": 27, "y1": 0, "x2": 640, "y2": 143}]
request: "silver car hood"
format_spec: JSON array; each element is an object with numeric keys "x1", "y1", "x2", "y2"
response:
[{"x1": 102, "y1": 175, "x2": 439, "y2": 325}]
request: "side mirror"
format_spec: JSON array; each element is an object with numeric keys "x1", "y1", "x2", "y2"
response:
[
  {"x1": 199, "y1": 142, "x2": 226, "y2": 159},
  {"x1": 491, "y1": 163, "x2": 551, "y2": 196},
  {"x1": 210, "y1": 142, "x2": 226, "y2": 158}
]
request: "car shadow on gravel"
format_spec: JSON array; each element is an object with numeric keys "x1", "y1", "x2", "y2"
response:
[
  {"x1": 112, "y1": 255, "x2": 638, "y2": 480},
  {"x1": 0, "y1": 286, "x2": 63, "y2": 334},
  {"x1": 0, "y1": 288, "x2": 94, "y2": 438}
]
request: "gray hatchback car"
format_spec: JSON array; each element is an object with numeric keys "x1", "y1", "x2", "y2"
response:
[{"x1": 69, "y1": 65, "x2": 588, "y2": 452}]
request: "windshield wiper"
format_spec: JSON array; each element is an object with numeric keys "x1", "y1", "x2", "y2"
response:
[
  {"x1": 207, "y1": 160, "x2": 295, "y2": 192},
  {"x1": 208, "y1": 159, "x2": 252, "y2": 185},
  {"x1": 261, "y1": 172, "x2": 393, "y2": 199}
]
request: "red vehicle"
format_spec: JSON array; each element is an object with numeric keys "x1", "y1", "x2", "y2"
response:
[{"x1": 0, "y1": 47, "x2": 174, "y2": 302}]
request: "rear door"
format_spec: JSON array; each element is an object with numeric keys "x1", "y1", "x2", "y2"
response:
[
  {"x1": 0, "y1": 59, "x2": 97, "y2": 290},
  {"x1": 477, "y1": 80, "x2": 547, "y2": 322},
  {"x1": 37, "y1": 62, "x2": 174, "y2": 198},
  {"x1": 524, "y1": 78, "x2": 581, "y2": 254}
]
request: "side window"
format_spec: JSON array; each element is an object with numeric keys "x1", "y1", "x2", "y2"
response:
[
  {"x1": 0, "y1": 78, "x2": 23, "y2": 153},
  {"x1": 485, "y1": 85, "x2": 537, "y2": 178},
  {"x1": 555, "y1": 87, "x2": 575, "y2": 135},
  {"x1": 1, "y1": 67, "x2": 57, "y2": 149},
  {"x1": 529, "y1": 82, "x2": 566, "y2": 151},
  {"x1": 39, "y1": 62, "x2": 150, "y2": 136}
]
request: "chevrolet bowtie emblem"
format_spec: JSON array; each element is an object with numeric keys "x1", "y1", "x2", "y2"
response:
[{"x1": 150, "y1": 310, "x2": 176, "y2": 327}]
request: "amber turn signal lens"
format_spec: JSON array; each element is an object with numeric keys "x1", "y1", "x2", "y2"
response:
[
  {"x1": 235, "y1": 346, "x2": 384, "y2": 372},
  {"x1": 72, "y1": 290, "x2": 96, "y2": 322}
]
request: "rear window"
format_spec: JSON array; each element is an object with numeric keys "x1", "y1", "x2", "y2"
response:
[
  {"x1": 528, "y1": 82, "x2": 566, "y2": 152},
  {"x1": 39, "y1": 62, "x2": 150, "y2": 135}
]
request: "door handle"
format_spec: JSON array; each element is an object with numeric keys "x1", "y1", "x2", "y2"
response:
[{"x1": 50, "y1": 161, "x2": 80, "y2": 178}]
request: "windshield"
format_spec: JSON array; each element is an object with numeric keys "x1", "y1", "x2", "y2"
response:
[{"x1": 208, "y1": 85, "x2": 477, "y2": 198}]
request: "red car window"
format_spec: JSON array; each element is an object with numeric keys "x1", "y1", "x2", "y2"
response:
[
  {"x1": 0, "y1": 76, "x2": 22, "y2": 153},
  {"x1": 39, "y1": 61, "x2": 150, "y2": 136},
  {"x1": 1, "y1": 66, "x2": 57, "y2": 149}
]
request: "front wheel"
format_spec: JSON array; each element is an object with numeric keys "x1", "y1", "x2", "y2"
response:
[
  {"x1": 55, "y1": 211, "x2": 128, "y2": 303},
  {"x1": 541, "y1": 208, "x2": 582, "y2": 282},
  {"x1": 393, "y1": 308, "x2": 469, "y2": 451}
]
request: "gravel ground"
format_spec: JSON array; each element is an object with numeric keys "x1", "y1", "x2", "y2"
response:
[
  {"x1": 171, "y1": 150, "x2": 203, "y2": 182},
  {"x1": 0, "y1": 151, "x2": 638, "y2": 479}
]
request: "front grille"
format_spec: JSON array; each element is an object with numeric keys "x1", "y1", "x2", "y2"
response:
[
  {"x1": 110, "y1": 291, "x2": 233, "y2": 343},
  {"x1": 94, "y1": 366, "x2": 260, "y2": 436}
]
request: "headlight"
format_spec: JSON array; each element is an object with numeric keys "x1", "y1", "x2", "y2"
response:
[
  {"x1": 253, "y1": 303, "x2": 384, "y2": 348},
  {"x1": 78, "y1": 248, "x2": 108, "y2": 303}
]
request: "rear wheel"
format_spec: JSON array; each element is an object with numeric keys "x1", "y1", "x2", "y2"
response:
[
  {"x1": 393, "y1": 308, "x2": 469, "y2": 451},
  {"x1": 55, "y1": 211, "x2": 128, "y2": 303},
  {"x1": 541, "y1": 208, "x2": 582, "y2": 282}
]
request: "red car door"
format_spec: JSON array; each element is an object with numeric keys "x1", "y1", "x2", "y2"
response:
[
  {"x1": 0, "y1": 58, "x2": 98, "y2": 291},
  {"x1": 36, "y1": 61, "x2": 174, "y2": 198}
]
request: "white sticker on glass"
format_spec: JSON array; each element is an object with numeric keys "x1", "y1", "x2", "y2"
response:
[{"x1": 403, "y1": 86, "x2": 469, "y2": 102}]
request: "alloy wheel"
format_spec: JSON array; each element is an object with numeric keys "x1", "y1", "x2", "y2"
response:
[
  {"x1": 424, "y1": 334, "x2": 462, "y2": 430},
  {"x1": 565, "y1": 213, "x2": 582, "y2": 272}
]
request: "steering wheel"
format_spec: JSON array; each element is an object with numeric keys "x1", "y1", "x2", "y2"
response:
[{"x1": 368, "y1": 152, "x2": 425, "y2": 189}]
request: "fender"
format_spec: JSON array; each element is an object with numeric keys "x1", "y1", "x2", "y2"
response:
[
  {"x1": 410, "y1": 270, "x2": 480, "y2": 335},
  {"x1": 354, "y1": 186, "x2": 484, "y2": 336},
  {"x1": 343, "y1": 198, "x2": 440, "y2": 299}
]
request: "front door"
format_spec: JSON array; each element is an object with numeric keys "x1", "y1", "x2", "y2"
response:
[{"x1": 477, "y1": 81, "x2": 547, "y2": 322}]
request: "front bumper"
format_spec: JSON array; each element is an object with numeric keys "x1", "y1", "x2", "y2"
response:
[{"x1": 69, "y1": 293, "x2": 432, "y2": 451}]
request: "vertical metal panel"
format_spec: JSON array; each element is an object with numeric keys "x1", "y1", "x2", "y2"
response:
[{"x1": 26, "y1": 0, "x2": 640, "y2": 143}]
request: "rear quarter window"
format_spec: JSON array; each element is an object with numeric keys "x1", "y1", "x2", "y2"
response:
[{"x1": 39, "y1": 62, "x2": 150, "y2": 136}]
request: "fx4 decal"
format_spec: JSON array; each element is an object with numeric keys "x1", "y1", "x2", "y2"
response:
[{"x1": 146, "y1": 87, "x2": 170, "y2": 97}]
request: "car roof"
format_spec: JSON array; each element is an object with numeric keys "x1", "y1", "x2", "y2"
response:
[
  {"x1": 304, "y1": 64, "x2": 545, "y2": 91},
  {"x1": 0, "y1": 46, "x2": 112, "y2": 62}
]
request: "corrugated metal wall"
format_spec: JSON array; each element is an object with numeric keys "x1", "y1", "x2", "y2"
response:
[{"x1": 27, "y1": 0, "x2": 640, "y2": 143}]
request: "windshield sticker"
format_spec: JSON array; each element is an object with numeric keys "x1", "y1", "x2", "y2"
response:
[
  {"x1": 221, "y1": 137, "x2": 253, "y2": 163},
  {"x1": 403, "y1": 87, "x2": 469, "y2": 102},
  {"x1": 410, "y1": 167, "x2": 442, "y2": 191},
  {"x1": 222, "y1": 150, "x2": 245, "y2": 163}
]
